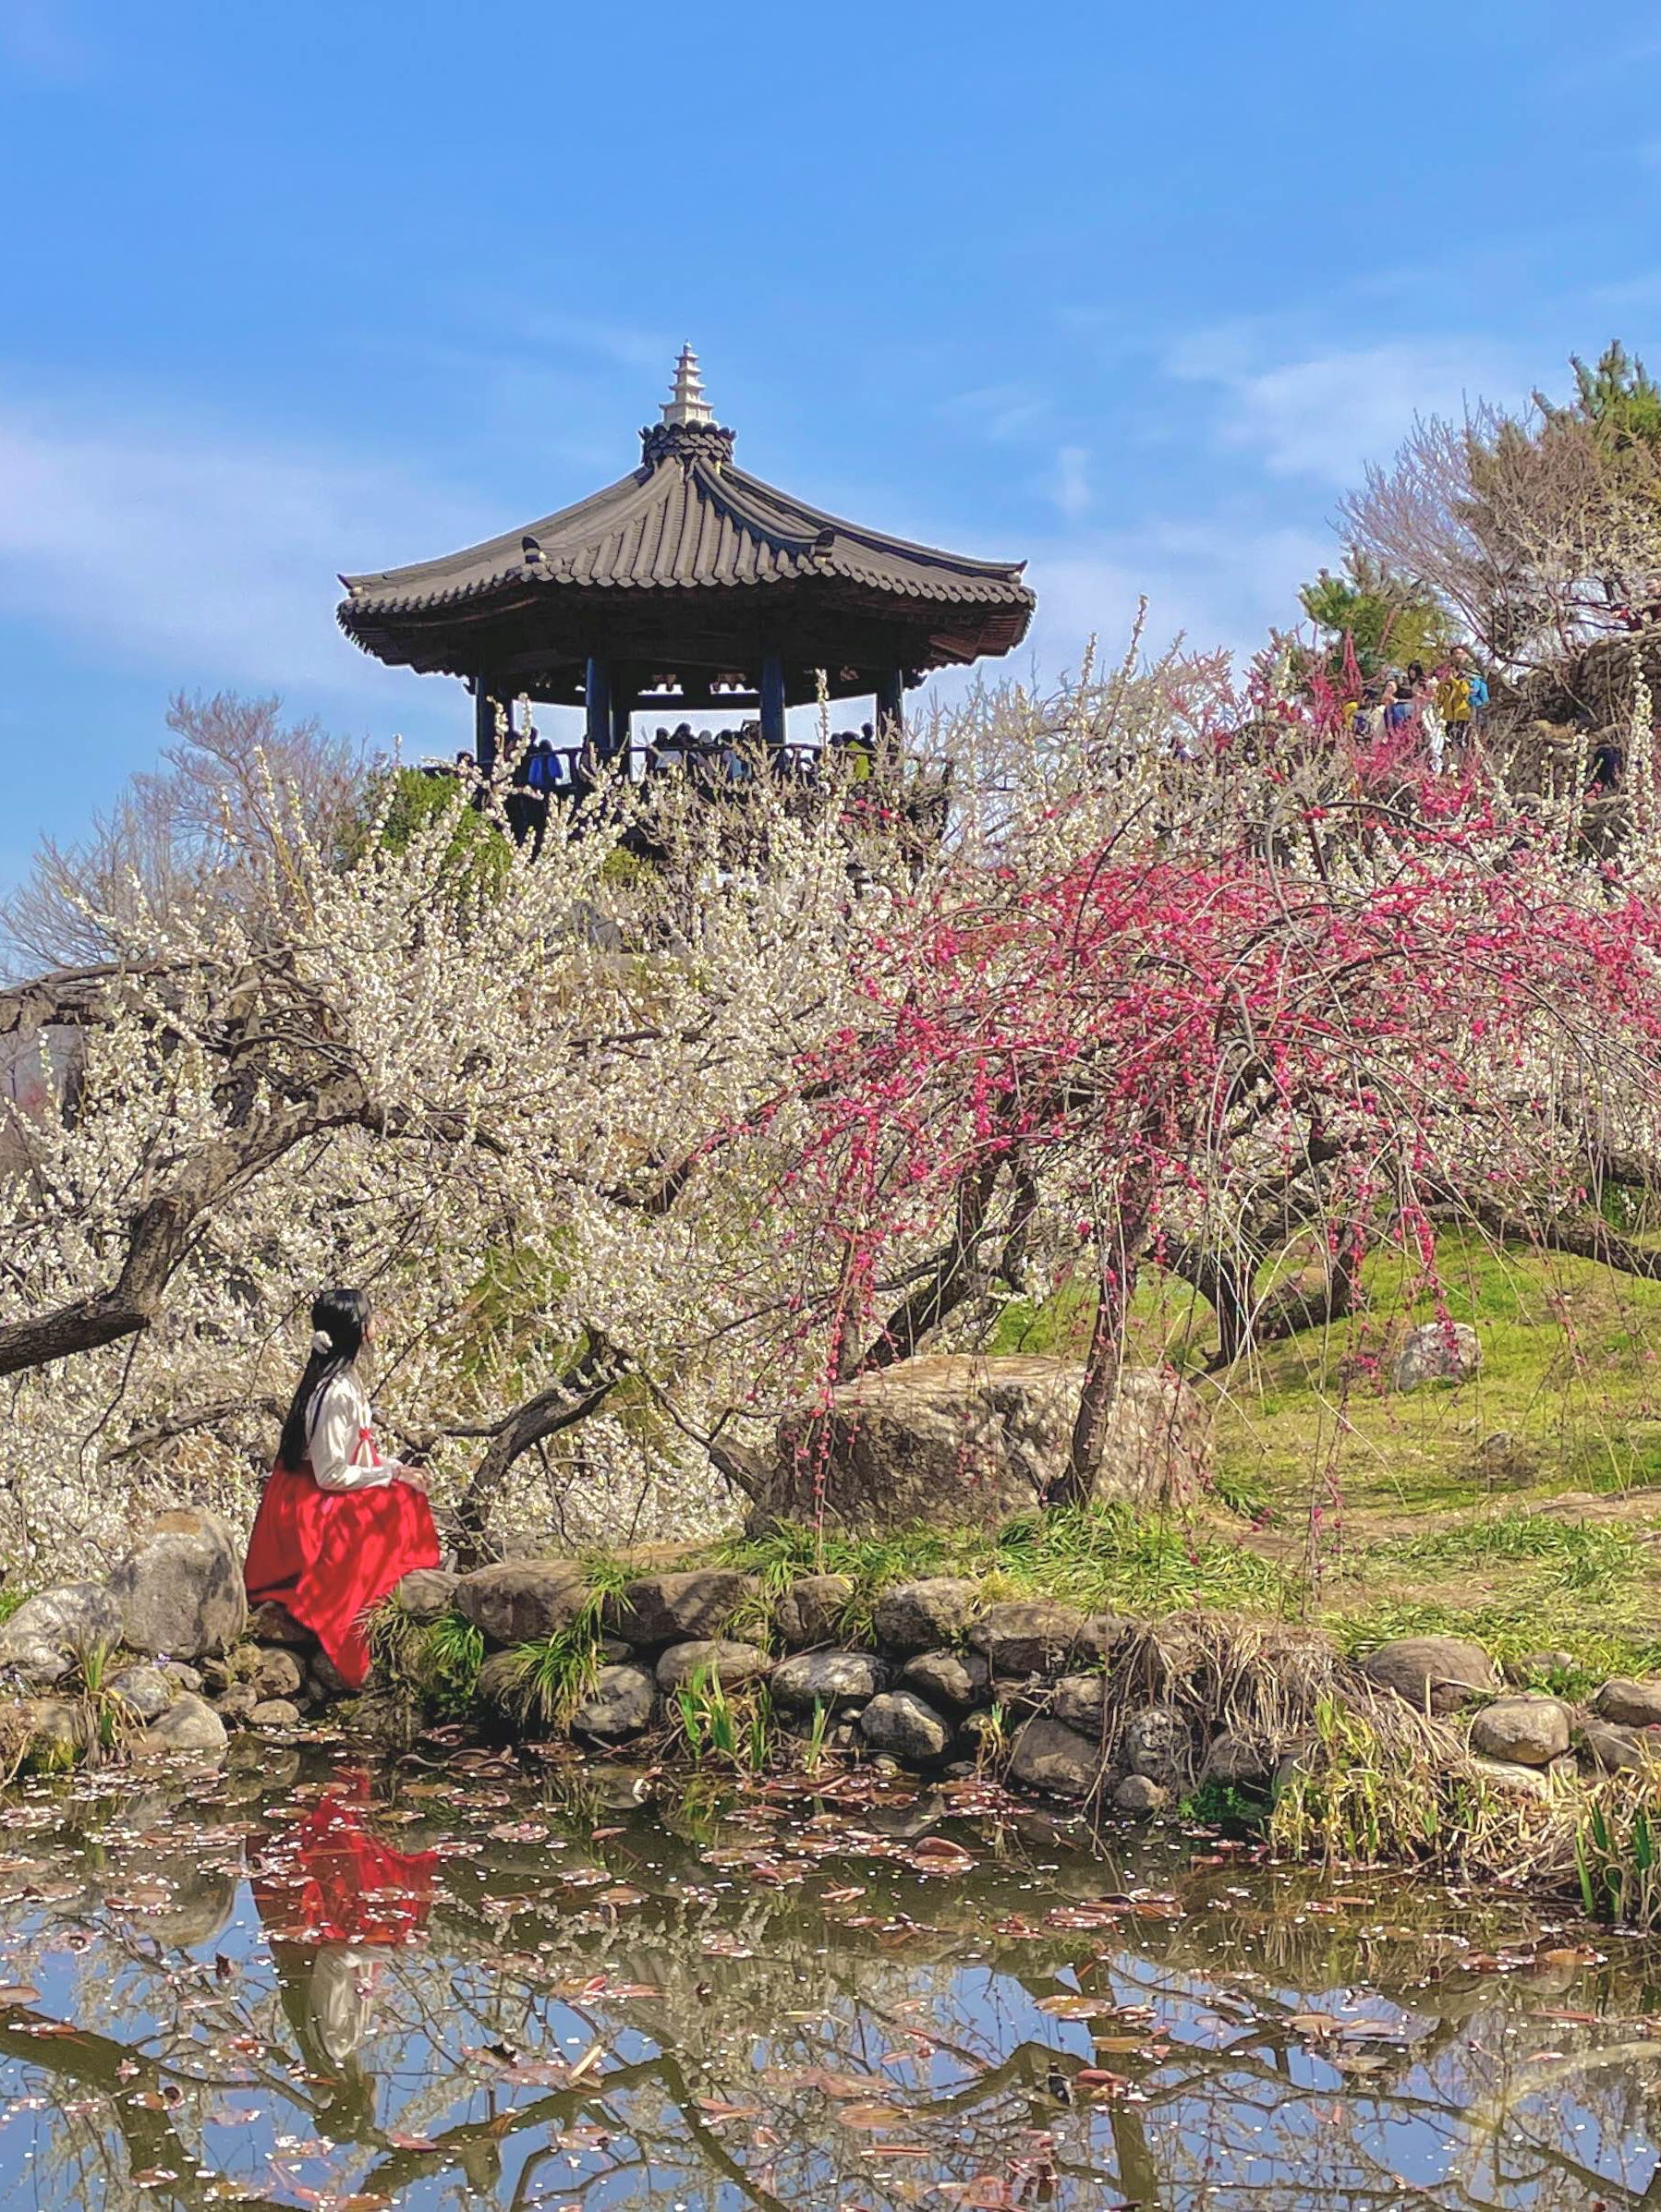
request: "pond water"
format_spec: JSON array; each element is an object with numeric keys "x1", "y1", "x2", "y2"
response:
[{"x1": 0, "y1": 1736, "x2": 1656, "y2": 2211}]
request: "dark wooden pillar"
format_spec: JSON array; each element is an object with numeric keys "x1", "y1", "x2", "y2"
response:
[
  {"x1": 875, "y1": 668, "x2": 905, "y2": 744},
  {"x1": 585, "y1": 657, "x2": 612, "y2": 766},
  {"x1": 759, "y1": 653, "x2": 786, "y2": 752},
  {"x1": 473, "y1": 678, "x2": 500, "y2": 772}
]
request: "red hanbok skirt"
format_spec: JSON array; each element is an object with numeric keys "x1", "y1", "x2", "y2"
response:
[
  {"x1": 251, "y1": 1775, "x2": 438, "y2": 1945},
  {"x1": 244, "y1": 1462, "x2": 441, "y2": 1689}
]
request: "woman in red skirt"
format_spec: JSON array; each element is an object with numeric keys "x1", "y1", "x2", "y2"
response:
[{"x1": 244, "y1": 1287, "x2": 442, "y2": 1689}]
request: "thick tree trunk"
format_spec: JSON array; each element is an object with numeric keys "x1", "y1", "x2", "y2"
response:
[
  {"x1": 451, "y1": 1336, "x2": 621, "y2": 1568},
  {"x1": 855, "y1": 1160, "x2": 1000, "y2": 1373},
  {"x1": 1048, "y1": 1199, "x2": 1150, "y2": 1509}
]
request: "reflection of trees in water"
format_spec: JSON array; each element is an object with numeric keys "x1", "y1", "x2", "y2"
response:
[{"x1": 0, "y1": 1771, "x2": 1658, "y2": 2208}]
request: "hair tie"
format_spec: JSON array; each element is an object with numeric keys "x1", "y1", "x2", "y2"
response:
[{"x1": 311, "y1": 1328, "x2": 333, "y2": 1355}]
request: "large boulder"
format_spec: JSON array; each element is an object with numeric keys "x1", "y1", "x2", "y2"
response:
[
  {"x1": 0, "y1": 1583, "x2": 123, "y2": 1671},
  {"x1": 970, "y1": 1600, "x2": 1086, "y2": 1679},
  {"x1": 1394, "y1": 1323, "x2": 1481, "y2": 1392},
  {"x1": 1007, "y1": 1716, "x2": 1101, "y2": 1797},
  {"x1": 655, "y1": 1639, "x2": 771, "y2": 1695},
  {"x1": 765, "y1": 1355, "x2": 1206, "y2": 1532},
  {"x1": 1362, "y1": 1637, "x2": 1497, "y2": 1714},
  {"x1": 454, "y1": 1561, "x2": 588, "y2": 1647},
  {"x1": 132, "y1": 1694, "x2": 229, "y2": 1763},
  {"x1": 109, "y1": 1510, "x2": 246, "y2": 1660},
  {"x1": 569, "y1": 1664, "x2": 657, "y2": 1741},
  {"x1": 770, "y1": 1650, "x2": 888, "y2": 1712},
  {"x1": 873, "y1": 1578, "x2": 980, "y2": 1654},
  {"x1": 774, "y1": 1576, "x2": 854, "y2": 1649},
  {"x1": 1469, "y1": 1695, "x2": 1570, "y2": 1768},
  {"x1": 858, "y1": 1690, "x2": 952, "y2": 1763},
  {"x1": 603, "y1": 1571, "x2": 752, "y2": 1649}
]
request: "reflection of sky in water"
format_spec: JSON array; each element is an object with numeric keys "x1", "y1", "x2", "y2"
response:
[{"x1": 0, "y1": 1756, "x2": 1656, "y2": 2207}]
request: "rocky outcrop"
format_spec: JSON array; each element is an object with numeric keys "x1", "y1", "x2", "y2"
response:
[
  {"x1": 765, "y1": 1355, "x2": 1206, "y2": 1532},
  {"x1": 109, "y1": 1510, "x2": 246, "y2": 1660},
  {"x1": 1049, "y1": 1674, "x2": 1108, "y2": 1733},
  {"x1": 1393, "y1": 1323, "x2": 1481, "y2": 1391},
  {"x1": 393, "y1": 1568, "x2": 460, "y2": 1622},
  {"x1": 1122, "y1": 1704, "x2": 1189, "y2": 1788},
  {"x1": 0, "y1": 1584, "x2": 123, "y2": 1679},
  {"x1": 132, "y1": 1694, "x2": 228, "y2": 1762},
  {"x1": 1112, "y1": 1773, "x2": 1169, "y2": 1816}
]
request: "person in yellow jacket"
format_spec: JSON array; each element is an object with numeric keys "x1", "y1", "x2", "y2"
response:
[{"x1": 1437, "y1": 663, "x2": 1472, "y2": 755}]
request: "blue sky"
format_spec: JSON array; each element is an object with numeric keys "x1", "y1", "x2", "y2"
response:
[{"x1": 1, "y1": 0, "x2": 1655, "y2": 880}]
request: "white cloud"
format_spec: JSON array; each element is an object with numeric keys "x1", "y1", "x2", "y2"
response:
[
  {"x1": 1025, "y1": 518, "x2": 1329, "y2": 670},
  {"x1": 1170, "y1": 332, "x2": 1513, "y2": 485},
  {"x1": 1047, "y1": 445, "x2": 1092, "y2": 521},
  {"x1": 0, "y1": 392, "x2": 495, "y2": 710}
]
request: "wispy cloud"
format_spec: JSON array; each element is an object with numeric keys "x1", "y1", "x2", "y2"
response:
[
  {"x1": 939, "y1": 383, "x2": 1049, "y2": 443},
  {"x1": 1170, "y1": 330, "x2": 1514, "y2": 484},
  {"x1": 0, "y1": 386, "x2": 494, "y2": 707},
  {"x1": 1024, "y1": 516, "x2": 1330, "y2": 671},
  {"x1": 1047, "y1": 444, "x2": 1092, "y2": 521}
]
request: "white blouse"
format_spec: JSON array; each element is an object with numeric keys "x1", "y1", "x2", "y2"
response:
[{"x1": 308, "y1": 1371, "x2": 395, "y2": 1493}]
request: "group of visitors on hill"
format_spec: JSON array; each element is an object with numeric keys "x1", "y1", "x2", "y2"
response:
[{"x1": 1342, "y1": 648, "x2": 1490, "y2": 774}]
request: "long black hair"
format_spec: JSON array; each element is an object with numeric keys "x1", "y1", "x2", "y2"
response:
[{"x1": 276, "y1": 1288, "x2": 371, "y2": 1472}]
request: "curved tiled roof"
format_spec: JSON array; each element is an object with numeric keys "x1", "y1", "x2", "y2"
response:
[{"x1": 338, "y1": 433, "x2": 1033, "y2": 635}]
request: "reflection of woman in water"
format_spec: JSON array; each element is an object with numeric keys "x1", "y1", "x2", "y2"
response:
[
  {"x1": 244, "y1": 1287, "x2": 442, "y2": 1687},
  {"x1": 251, "y1": 1770, "x2": 438, "y2": 2128}
]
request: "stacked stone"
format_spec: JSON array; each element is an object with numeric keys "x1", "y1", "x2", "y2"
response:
[{"x1": 10, "y1": 1521, "x2": 1661, "y2": 1812}]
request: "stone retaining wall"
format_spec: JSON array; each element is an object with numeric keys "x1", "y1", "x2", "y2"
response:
[{"x1": 3, "y1": 1517, "x2": 1658, "y2": 1821}]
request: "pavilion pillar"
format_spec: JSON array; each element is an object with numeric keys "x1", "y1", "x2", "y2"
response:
[
  {"x1": 875, "y1": 668, "x2": 905, "y2": 749},
  {"x1": 611, "y1": 690, "x2": 634, "y2": 768},
  {"x1": 474, "y1": 678, "x2": 501, "y2": 773},
  {"x1": 585, "y1": 657, "x2": 612, "y2": 766},
  {"x1": 759, "y1": 653, "x2": 786, "y2": 752}
]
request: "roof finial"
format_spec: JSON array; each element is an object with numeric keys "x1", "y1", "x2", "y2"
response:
[{"x1": 661, "y1": 343, "x2": 715, "y2": 429}]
